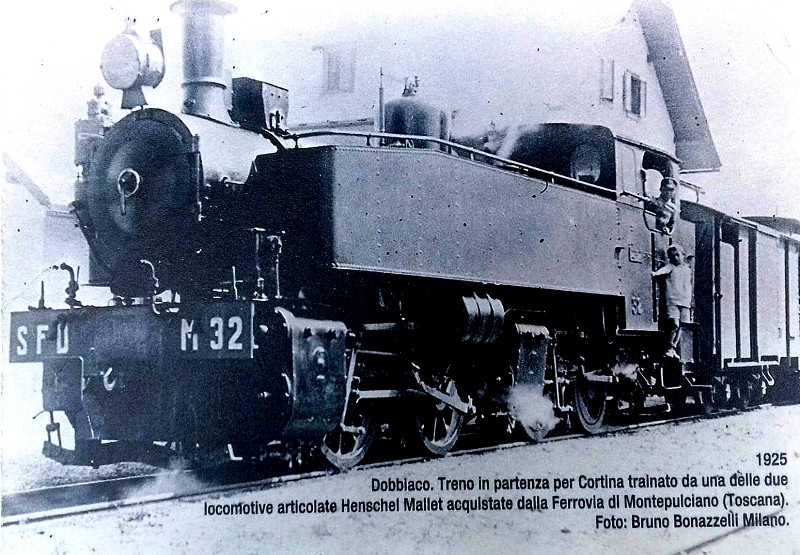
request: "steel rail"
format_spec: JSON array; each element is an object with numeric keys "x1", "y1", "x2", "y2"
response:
[{"x1": 1, "y1": 403, "x2": 774, "y2": 527}]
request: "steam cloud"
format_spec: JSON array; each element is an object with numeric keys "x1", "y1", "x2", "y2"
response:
[
  {"x1": 508, "y1": 384, "x2": 560, "y2": 436},
  {"x1": 611, "y1": 362, "x2": 638, "y2": 380},
  {"x1": 123, "y1": 457, "x2": 206, "y2": 501}
]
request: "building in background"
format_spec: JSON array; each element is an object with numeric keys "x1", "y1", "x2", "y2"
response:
[
  {"x1": 2, "y1": 154, "x2": 90, "y2": 313},
  {"x1": 255, "y1": 1, "x2": 718, "y2": 179}
]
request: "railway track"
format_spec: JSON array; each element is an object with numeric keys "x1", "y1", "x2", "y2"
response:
[{"x1": 0, "y1": 404, "x2": 770, "y2": 527}]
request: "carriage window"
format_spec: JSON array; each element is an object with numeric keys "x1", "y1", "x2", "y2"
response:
[
  {"x1": 643, "y1": 168, "x2": 664, "y2": 198},
  {"x1": 641, "y1": 150, "x2": 678, "y2": 235},
  {"x1": 619, "y1": 145, "x2": 639, "y2": 193},
  {"x1": 570, "y1": 144, "x2": 602, "y2": 184},
  {"x1": 641, "y1": 151, "x2": 674, "y2": 197}
]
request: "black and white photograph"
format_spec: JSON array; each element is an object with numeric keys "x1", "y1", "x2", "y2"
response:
[{"x1": 1, "y1": 1, "x2": 799, "y2": 553}]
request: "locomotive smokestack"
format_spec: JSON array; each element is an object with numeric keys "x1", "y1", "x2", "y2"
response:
[{"x1": 171, "y1": 0, "x2": 236, "y2": 123}]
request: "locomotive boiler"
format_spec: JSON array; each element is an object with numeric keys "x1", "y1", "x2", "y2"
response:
[{"x1": 8, "y1": 0, "x2": 800, "y2": 470}]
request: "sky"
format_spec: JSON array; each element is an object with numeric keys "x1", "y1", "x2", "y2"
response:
[{"x1": 0, "y1": 0, "x2": 798, "y2": 219}]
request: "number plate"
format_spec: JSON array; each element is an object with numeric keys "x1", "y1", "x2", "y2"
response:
[
  {"x1": 172, "y1": 302, "x2": 254, "y2": 359},
  {"x1": 9, "y1": 309, "x2": 74, "y2": 362}
]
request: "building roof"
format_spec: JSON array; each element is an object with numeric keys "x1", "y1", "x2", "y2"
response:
[
  {"x1": 3, "y1": 152, "x2": 51, "y2": 208},
  {"x1": 746, "y1": 216, "x2": 800, "y2": 236},
  {"x1": 3, "y1": 152, "x2": 72, "y2": 213},
  {"x1": 633, "y1": 0, "x2": 721, "y2": 172}
]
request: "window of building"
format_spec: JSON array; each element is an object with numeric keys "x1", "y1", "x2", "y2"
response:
[
  {"x1": 624, "y1": 71, "x2": 646, "y2": 117},
  {"x1": 600, "y1": 58, "x2": 614, "y2": 101},
  {"x1": 314, "y1": 44, "x2": 356, "y2": 93}
]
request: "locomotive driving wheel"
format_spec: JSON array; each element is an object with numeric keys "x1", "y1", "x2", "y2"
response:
[
  {"x1": 321, "y1": 399, "x2": 376, "y2": 471},
  {"x1": 414, "y1": 378, "x2": 464, "y2": 456},
  {"x1": 571, "y1": 371, "x2": 607, "y2": 434}
]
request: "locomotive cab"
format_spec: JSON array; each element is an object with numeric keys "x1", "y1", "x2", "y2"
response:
[{"x1": 503, "y1": 123, "x2": 617, "y2": 192}]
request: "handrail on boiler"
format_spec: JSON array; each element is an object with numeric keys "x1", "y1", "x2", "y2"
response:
[{"x1": 288, "y1": 129, "x2": 617, "y2": 199}]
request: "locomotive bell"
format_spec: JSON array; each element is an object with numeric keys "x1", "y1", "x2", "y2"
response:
[{"x1": 100, "y1": 20, "x2": 165, "y2": 109}]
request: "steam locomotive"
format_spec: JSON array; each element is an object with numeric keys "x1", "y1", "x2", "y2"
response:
[{"x1": 9, "y1": 0, "x2": 800, "y2": 470}]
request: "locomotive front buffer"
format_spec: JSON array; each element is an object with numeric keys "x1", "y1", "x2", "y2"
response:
[{"x1": 10, "y1": 300, "x2": 347, "y2": 467}]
